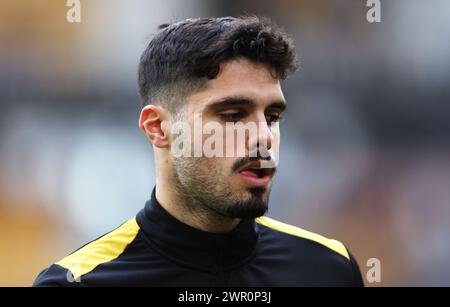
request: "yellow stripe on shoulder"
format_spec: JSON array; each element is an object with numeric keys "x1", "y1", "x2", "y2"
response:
[
  {"x1": 56, "y1": 217, "x2": 140, "y2": 280},
  {"x1": 255, "y1": 216, "x2": 350, "y2": 260}
]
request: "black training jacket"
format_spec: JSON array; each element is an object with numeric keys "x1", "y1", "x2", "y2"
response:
[{"x1": 33, "y1": 188, "x2": 364, "y2": 287}]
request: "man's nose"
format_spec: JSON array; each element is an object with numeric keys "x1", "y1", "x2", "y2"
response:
[{"x1": 247, "y1": 117, "x2": 273, "y2": 158}]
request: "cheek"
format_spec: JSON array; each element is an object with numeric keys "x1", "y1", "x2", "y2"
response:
[
  {"x1": 194, "y1": 157, "x2": 229, "y2": 174},
  {"x1": 200, "y1": 157, "x2": 237, "y2": 179},
  {"x1": 211, "y1": 157, "x2": 235, "y2": 172},
  {"x1": 271, "y1": 127, "x2": 280, "y2": 151},
  {"x1": 270, "y1": 124, "x2": 280, "y2": 139}
]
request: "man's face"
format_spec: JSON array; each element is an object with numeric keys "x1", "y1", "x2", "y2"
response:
[{"x1": 172, "y1": 58, "x2": 286, "y2": 219}]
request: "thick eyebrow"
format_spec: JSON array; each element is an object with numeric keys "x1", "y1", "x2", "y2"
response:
[
  {"x1": 205, "y1": 96, "x2": 287, "y2": 111},
  {"x1": 206, "y1": 97, "x2": 256, "y2": 109},
  {"x1": 267, "y1": 102, "x2": 287, "y2": 112}
]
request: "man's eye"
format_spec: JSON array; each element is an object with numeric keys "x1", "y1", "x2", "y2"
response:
[
  {"x1": 220, "y1": 112, "x2": 244, "y2": 123},
  {"x1": 266, "y1": 114, "x2": 282, "y2": 123}
]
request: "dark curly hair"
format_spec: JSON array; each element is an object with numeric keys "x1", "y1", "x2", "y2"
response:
[{"x1": 138, "y1": 16, "x2": 298, "y2": 113}]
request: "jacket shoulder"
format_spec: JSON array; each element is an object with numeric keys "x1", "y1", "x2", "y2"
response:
[
  {"x1": 33, "y1": 217, "x2": 140, "y2": 286},
  {"x1": 255, "y1": 216, "x2": 350, "y2": 260},
  {"x1": 255, "y1": 216, "x2": 364, "y2": 286}
]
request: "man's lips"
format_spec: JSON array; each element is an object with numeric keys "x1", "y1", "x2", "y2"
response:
[{"x1": 237, "y1": 160, "x2": 275, "y2": 187}]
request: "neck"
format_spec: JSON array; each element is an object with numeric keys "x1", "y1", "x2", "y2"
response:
[{"x1": 155, "y1": 161, "x2": 240, "y2": 233}]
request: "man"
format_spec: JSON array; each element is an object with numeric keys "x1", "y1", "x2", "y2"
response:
[{"x1": 34, "y1": 16, "x2": 364, "y2": 287}]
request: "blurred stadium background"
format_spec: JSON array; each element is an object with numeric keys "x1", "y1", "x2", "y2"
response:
[{"x1": 1, "y1": 0, "x2": 450, "y2": 286}]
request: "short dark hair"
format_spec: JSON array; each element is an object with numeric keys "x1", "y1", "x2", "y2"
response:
[{"x1": 138, "y1": 16, "x2": 298, "y2": 113}]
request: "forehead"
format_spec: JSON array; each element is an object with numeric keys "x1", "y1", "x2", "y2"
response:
[{"x1": 188, "y1": 58, "x2": 285, "y2": 110}]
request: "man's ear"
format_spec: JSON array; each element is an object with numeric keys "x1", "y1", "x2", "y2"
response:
[{"x1": 139, "y1": 105, "x2": 171, "y2": 148}]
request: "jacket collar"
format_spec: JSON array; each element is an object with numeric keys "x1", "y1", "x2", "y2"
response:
[{"x1": 136, "y1": 187, "x2": 258, "y2": 273}]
